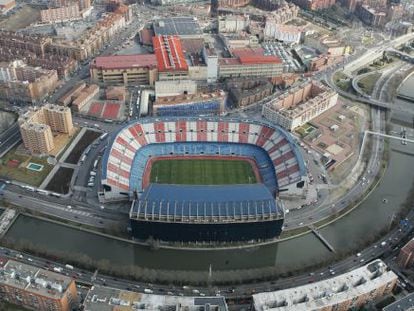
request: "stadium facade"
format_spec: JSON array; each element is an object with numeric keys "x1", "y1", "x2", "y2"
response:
[{"x1": 101, "y1": 117, "x2": 306, "y2": 242}]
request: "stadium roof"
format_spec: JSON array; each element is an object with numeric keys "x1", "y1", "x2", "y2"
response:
[
  {"x1": 153, "y1": 17, "x2": 202, "y2": 37},
  {"x1": 130, "y1": 183, "x2": 283, "y2": 223},
  {"x1": 91, "y1": 54, "x2": 157, "y2": 70}
]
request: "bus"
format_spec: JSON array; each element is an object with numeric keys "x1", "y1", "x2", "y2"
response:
[{"x1": 99, "y1": 133, "x2": 108, "y2": 141}]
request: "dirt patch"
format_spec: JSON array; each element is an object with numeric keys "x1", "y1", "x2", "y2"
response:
[
  {"x1": 0, "y1": 5, "x2": 40, "y2": 31},
  {"x1": 64, "y1": 130, "x2": 101, "y2": 165},
  {"x1": 45, "y1": 167, "x2": 74, "y2": 194}
]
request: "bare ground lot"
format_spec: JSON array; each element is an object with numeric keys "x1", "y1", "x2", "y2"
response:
[
  {"x1": 64, "y1": 130, "x2": 101, "y2": 165},
  {"x1": 0, "y1": 5, "x2": 40, "y2": 31},
  {"x1": 45, "y1": 167, "x2": 74, "y2": 194}
]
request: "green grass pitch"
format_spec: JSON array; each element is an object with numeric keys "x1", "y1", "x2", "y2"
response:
[{"x1": 149, "y1": 159, "x2": 257, "y2": 185}]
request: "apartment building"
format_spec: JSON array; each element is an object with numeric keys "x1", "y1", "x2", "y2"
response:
[
  {"x1": 253, "y1": 260, "x2": 397, "y2": 311},
  {"x1": 0, "y1": 60, "x2": 58, "y2": 103},
  {"x1": 291, "y1": 0, "x2": 336, "y2": 10},
  {"x1": 0, "y1": 259, "x2": 78, "y2": 311},
  {"x1": 49, "y1": 12, "x2": 126, "y2": 61},
  {"x1": 265, "y1": 3, "x2": 299, "y2": 24},
  {"x1": 262, "y1": 80, "x2": 338, "y2": 130},
  {"x1": 90, "y1": 54, "x2": 157, "y2": 85},
  {"x1": 0, "y1": 30, "x2": 51, "y2": 57},
  {"x1": 18, "y1": 104, "x2": 74, "y2": 154}
]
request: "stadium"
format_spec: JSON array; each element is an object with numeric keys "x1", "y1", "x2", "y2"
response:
[{"x1": 101, "y1": 117, "x2": 306, "y2": 243}]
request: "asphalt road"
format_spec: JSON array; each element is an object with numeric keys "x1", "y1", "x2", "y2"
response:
[{"x1": 0, "y1": 123, "x2": 21, "y2": 158}]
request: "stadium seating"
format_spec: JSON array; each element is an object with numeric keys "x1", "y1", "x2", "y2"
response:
[{"x1": 102, "y1": 118, "x2": 306, "y2": 196}]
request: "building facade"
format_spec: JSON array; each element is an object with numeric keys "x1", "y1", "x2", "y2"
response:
[
  {"x1": 90, "y1": 54, "x2": 158, "y2": 86},
  {"x1": 152, "y1": 90, "x2": 226, "y2": 116},
  {"x1": 262, "y1": 80, "x2": 338, "y2": 130},
  {"x1": 72, "y1": 84, "x2": 99, "y2": 112},
  {"x1": 253, "y1": 260, "x2": 397, "y2": 311},
  {"x1": 227, "y1": 78, "x2": 273, "y2": 107},
  {"x1": 397, "y1": 238, "x2": 414, "y2": 269},
  {"x1": 0, "y1": 259, "x2": 78, "y2": 311}
]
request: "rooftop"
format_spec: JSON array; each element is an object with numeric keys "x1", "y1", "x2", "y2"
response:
[
  {"x1": 231, "y1": 48, "x2": 282, "y2": 65},
  {"x1": 253, "y1": 260, "x2": 397, "y2": 311},
  {"x1": 153, "y1": 35, "x2": 188, "y2": 72},
  {"x1": 130, "y1": 183, "x2": 282, "y2": 222},
  {"x1": 83, "y1": 285, "x2": 229, "y2": 311},
  {"x1": 0, "y1": 259, "x2": 73, "y2": 300},
  {"x1": 154, "y1": 90, "x2": 226, "y2": 106},
  {"x1": 91, "y1": 54, "x2": 157, "y2": 70},
  {"x1": 153, "y1": 17, "x2": 202, "y2": 37}
]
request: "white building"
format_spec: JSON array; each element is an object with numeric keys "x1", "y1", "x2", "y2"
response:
[
  {"x1": 264, "y1": 24, "x2": 303, "y2": 44},
  {"x1": 202, "y1": 46, "x2": 218, "y2": 83},
  {"x1": 155, "y1": 80, "x2": 197, "y2": 98},
  {"x1": 253, "y1": 260, "x2": 397, "y2": 311},
  {"x1": 218, "y1": 15, "x2": 249, "y2": 33}
]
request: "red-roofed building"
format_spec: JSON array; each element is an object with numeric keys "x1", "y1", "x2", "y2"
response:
[
  {"x1": 153, "y1": 35, "x2": 189, "y2": 81},
  {"x1": 218, "y1": 48, "x2": 284, "y2": 79},
  {"x1": 90, "y1": 54, "x2": 158, "y2": 85}
]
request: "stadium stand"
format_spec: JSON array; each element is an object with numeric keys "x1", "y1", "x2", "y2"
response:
[
  {"x1": 101, "y1": 117, "x2": 306, "y2": 242},
  {"x1": 102, "y1": 117, "x2": 305, "y2": 199}
]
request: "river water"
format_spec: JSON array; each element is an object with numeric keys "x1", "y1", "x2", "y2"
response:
[{"x1": 5, "y1": 138, "x2": 414, "y2": 272}]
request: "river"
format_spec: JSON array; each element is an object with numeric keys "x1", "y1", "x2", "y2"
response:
[{"x1": 5, "y1": 136, "x2": 414, "y2": 272}]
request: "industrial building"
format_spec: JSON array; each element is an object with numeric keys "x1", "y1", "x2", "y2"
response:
[
  {"x1": 253, "y1": 260, "x2": 397, "y2": 311},
  {"x1": 262, "y1": 80, "x2": 338, "y2": 130},
  {"x1": 152, "y1": 90, "x2": 226, "y2": 116},
  {"x1": 0, "y1": 259, "x2": 78, "y2": 311},
  {"x1": 153, "y1": 35, "x2": 189, "y2": 81},
  {"x1": 83, "y1": 285, "x2": 228, "y2": 311},
  {"x1": 0, "y1": 60, "x2": 58, "y2": 103},
  {"x1": 153, "y1": 17, "x2": 203, "y2": 39},
  {"x1": 218, "y1": 48, "x2": 284, "y2": 79},
  {"x1": 90, "y1": 54, "x2": 158, "y2": 86},
  {"x1": 19, "y1": 104, "x2": 74, "y2": 155}
]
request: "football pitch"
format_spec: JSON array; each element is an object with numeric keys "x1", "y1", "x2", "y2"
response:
[{"x1": 149, "y1": 159, "x2": 257, "y2": 185}]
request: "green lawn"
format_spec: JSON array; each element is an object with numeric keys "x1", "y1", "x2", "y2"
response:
[
  {"x1": 0, "y1": 146, "x2": 53, "y2": 186},
  {"x1": 150, "y1": 159, "x2": 257, "y2": 185}
]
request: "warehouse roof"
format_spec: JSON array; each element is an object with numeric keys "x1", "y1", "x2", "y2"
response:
[{"x1": 153, "y1": 17, "x2": 202, "y2": 37}]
